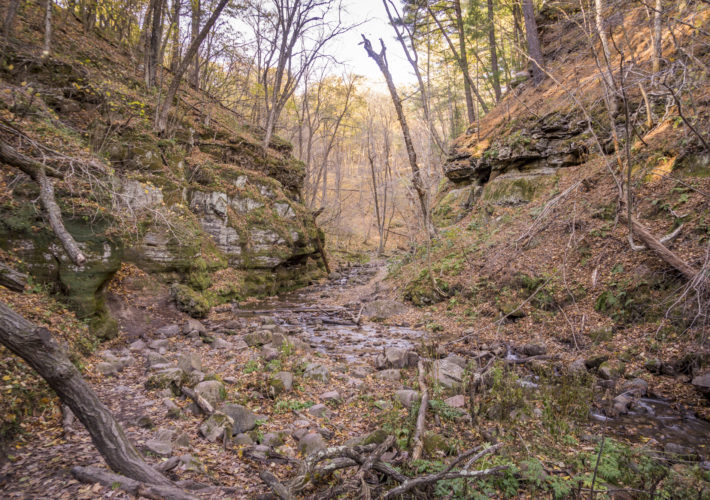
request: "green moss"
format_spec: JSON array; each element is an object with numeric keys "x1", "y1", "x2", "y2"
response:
[
  {"x1": 171, "y1": 284, "x2": 210, "y2": 318},
  {"x1": 482, "y1": 174, "x2": 553, "y2": 206}
]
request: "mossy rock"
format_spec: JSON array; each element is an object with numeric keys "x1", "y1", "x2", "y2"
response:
[
  {"x1": 362, "y1": 429, "x2": 390, "y2": 446},
  {"x1": 482, "y1": 172, "x2": 556, "y2": 206},
  {"x1": 422, "y1": 432, "x2": 450, "y2": 457},
  {"x1": 171, "y1": 284, "x2": 210, "y2": 318},
  {"x1": 433, "y1": 186, "x2": 476, "y2": 226}
]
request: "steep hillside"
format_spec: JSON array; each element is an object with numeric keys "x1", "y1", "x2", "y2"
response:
[{"x1": 0, "y1": 4, "x2": 326, "y2": 340}]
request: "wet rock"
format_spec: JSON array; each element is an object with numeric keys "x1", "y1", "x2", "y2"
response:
[
  {"x1": 320, "y1": 390, "x2": 341, "y2": 403},
  {"x1": 261, "y1": 345, "x2": 279, "y2": 361},
  {"x1": 183, "y1": 318, "x2": 206, "y2": 335},
  {"x1": 598, "y1": 360, "x2": 624, "y2": 380},
  {"x1": 244, "y1": 330, "x2": 272, "y2": 346},
  {"x1": 374, "y1": 369, "x2": 401, "y2": 382},
  {"x1": 621, "y1": 378, "x2": 648, "y2": 397},
  {"x1": 308, "y1": 404, "x2": 332, "y2": 419},
  {"x1": 444, "y1": 395, "x2": 466, "y2": 408},
  {"x1": 177, "y1": 353, "x2": 202, "y2": 373},
  {"x1": 395, "y1": 390, "x2": 421, "y2": 409},
  {"x1": 269, "y1": 371, "x2": 294, "y2": 396},
  {"x1": 375, "y1": 348, "x2": 419, "y2": 369},
  {"x1": 221, "y1": 404, "x2": 257, "y2": 434},
  {"x1": 234, "y1": 433, "x2": 253, "y2": 446},
  {"x1": 199, "y1": 412, "x2": 233, "y2": 442},
  {"x1": 692, "y1": 372, "x2": 710, "y2": 397},
  {"x1": 612, "y1": 394, "x2": 633, "y2": 415},
  {"x1": 163, "y1": 398, "x2": 181, "y2": 418},
  {"x1": 433, "y1": 359, "x2": 465, "y2": 389},
  {"x1": 194, "y1": 380, "x2": 226, "y2": 407},
  {"x1": 298, "y1": 432, "x2": 326, "y2": 456},
  {"x1": 157, "y1": 324, "x2": 181, "y2": 337},
  {"x1": 362, "y1": 300, "x2": 407, "y2": 321},
  {"x1": 520, "y1": 343, "x2": 547, "y2": 356},
  {"x1": 304, "y1": 363, "x2": 329, "y2": 382}
]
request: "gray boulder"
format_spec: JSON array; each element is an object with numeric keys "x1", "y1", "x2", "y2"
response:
[
  {"x1": 375, "y1": 348, "x2": 419, "y2": 369},
  {"x1": 395, "y1": 390, "x2": 421, "y2": 409},
  {"x1": 374, "y1": 369, "x2": 401, "y2": 382},
  {"x1": 199, "y1": 412, "x2": 233, "y2": 442},
  {"x1": 361, "y1": 300, "x2": 407, "y2": 321},
  {"x1": 269, "y1": 371, "x2": 294, "y2": 396},
  {"x1": 692, "y1": 372, "x2": 710, "y2": 397},
  {"x1": 304, "y1": 363, "x2": 329, "y2": 382},
  {"x1": 177, "y1": 353, "x2": 202, "y2": 373},
  {"x1": 157, "y1": 324, "x2": 181, "y2": 337},
  {"x1": 308, "y1": 404, "x2": 332, "y2": 419},
  {"x1": 433, "y1": 359, "x2": 465, "y2": 389},
  {"x1": 261, "y1": 345, "x2": 279, "y2": 361},
  {"x1": 221, "y1": 404, "x2": 258, "y2": 434},
  {"x1": 194, "y1": 380, "x2": 226, "y2": 407},
  {"x1": 244, "y1": 330, "x2": 272, "y2": 346},
  {"x1": 298, "y1": 432, "x2": 326, "y2": 456},
  {"x1": 183, "y1": 318, "x2": 206, "y2": 335}
]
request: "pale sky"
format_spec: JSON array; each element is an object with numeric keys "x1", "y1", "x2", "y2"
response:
[{"x1": 333, "y1": 0, "x2": 418, "y2": 89}]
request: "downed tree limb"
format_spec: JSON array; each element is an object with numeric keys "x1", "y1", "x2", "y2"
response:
[
  {"x1": 411, "y1": 360, "x2": 429, "y2": 461},
  {"x1": 181, "y1": 386, "x2": 214, "y2": 415},
  {"x1": 71, "y1": 466, "x2": 198, "y2": 500},
  {"x1": 505, "y1": 354, "x2": 559, "y2": 365},
  {"x1": 0, "y1": 262, "x2": 27, "y2": 292},
  {"x1": 0, "y1": 140, "x2": 86, "y2": 265},
  {"x1": 0, "y1": 302, "x2": 173, "y2": 486},
  {"x1": 259, "y1": 470, "x2": 295, "y2": 500}
]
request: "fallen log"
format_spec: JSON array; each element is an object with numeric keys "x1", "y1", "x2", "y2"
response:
[
  {"x1": 411, "y1": 360, "x2": 429, "y2": 461},
  {"x1": 0, "y1": 262, "x2": 27, "y2": 292},
  {"x1": 181, "y1": 386, "x2": 214, "y2": 415},
  {"x1": 71, "y1": 466, "x2": 198, "y2": 500}
]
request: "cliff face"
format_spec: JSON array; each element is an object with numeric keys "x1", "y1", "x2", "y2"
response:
[{"x1": 0, "y1": 14, "x2": 324, "y2": 337}]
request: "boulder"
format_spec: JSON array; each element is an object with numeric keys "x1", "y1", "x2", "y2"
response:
[
  {"x1": 598, "y1": 360, "x2": 625, "y2": 380},
  {"x1": 261, "y1": 432, "x2": 285, "y2": 447},
  {"x1": 234, "y1": 433, "x2": 253, "y2": 446},
  {"x1": 183, "y1": 318, "x2": 206, "y2": 335},
  {"x1": 520, "y1": 343, "x2": 547, "y2": 356},
  {"x1": 149, "y1": 339, "x2": 170, "y2": 350},
  {"x1": 444, "y1": 395, "x2": 466, "y2": 408},
  {"x1": 244, "y1": 330, "x2": 272, "y2": 347},
  {"x1": 97, "y1": 361, "x2": 122, "y2": 377},
  {"x1": 320, "y1": 390, "x2": 341, "y2": 403},
  {"x1": 199, "y1": 412, "x2": 233, "y2": 442},
  {"x1": 145, "y1": 351, "x2": 169, "y2": 368},
  {"x1": 350, "y1": 365, "x2": 374, "y2": 379},
  {"x1": 261, "y1": 345, "x2": 279, "y2": 361},
  {"x1": 612, "y1": 394, "x2": 633, "y2": 415},
  {"x1": 129, "y1": 339, "x2": 147, "y2": 352},
  {"x1": 221, "y1": 404, "x2": 258, "y2": 434},
  {"x1": 621, "y1": 378, "x2": 648, "y2": 397},
  {"x1": 178, "y1": 454, "x2": 204, "y2": 473},
  {"x1": 374, "y1": 348, "x2": 419, "y2": 369},
  {"x1": 157, "y1": 324, "x2": 181, "y2": 337},
  {"x1": 163, "y1": 398, "x2": 181, "y2": 418},
  {"x1": 374, "y1": 369, "x2": 401, "y2": 382},
  {"x1": 177, "y1": 353, "x2": 202, "y2": 373},
  {"x1": 361, "y1": 300, "x2": 407, "y2": 321},
  {"x1": 308, "y1": 404, "x2": 332, "y2": 419},
  {"x1": 269, "y1": 371, "x2": 294, "y2": 396},
  {"x1": 585, "y1": 355, "x2": 609, "y2": 370},
  {"x1": 568, "y1": 358, "x2": 588, "y2": 376},
  {"x1": 298, "y1": 432, "x2": 326, "y2": 456},
  {"x1": 146, "y1": 438, "x2": 172, "y2": 457},
  {"x1": 433, "y1": 359, "x2": 465, "y2": 389},
  {"x1": 212, "y1": 337, "x2": 231, "y2": 350},
  {"x1": 395, "y1": 390, "x2": 421, "y2": 409},
  {"x1": 304, "y1": 363, "x2": 329, "y2": 382},
  {"x1": 194, "y1": 380, "x2": 226, "y2": 407},
  {"x1": 443, "y1": 354, "x2": 467, "y2": 369},
  {"x1": 692, "y1": 372, "x2": 710, "y2": 397},
  {"x1": 145, "y1": 368, "x2": 185, "y2": 394}
]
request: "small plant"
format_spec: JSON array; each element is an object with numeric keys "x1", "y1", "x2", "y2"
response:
[{"x1": 243, "y1": 359, "x2": 260, "y2": 374}]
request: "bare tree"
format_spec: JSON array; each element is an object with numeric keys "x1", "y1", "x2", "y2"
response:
[
  {"x1": 246, "y1": 0, "x2": 350, "y2": 151},
  {"x1": 2, "y1": 0, "x2": 21, "y2": 44},
  {"x1": 651, "y1": 0, "x2": 663, "y2": 73},
  {"x1": 521, "y1": 0, "x2": 544, "y2": 83},
  {"x1": 42, "y1": 0, "x2": 52, "y2": 57},
  {"x1": 155, "y1": 0, "x2": 230, "y2": 134},
  {"x1": 487, "y1": 0, "x2": 501, "y2": 101},
  {"x1": 169, "y1": 0, "x2": 183, "y2": 73},
  {"x1": 190, "y1": 0, "x2": 201, "y2": 88},
  {"x1": 361, "y1": 35, "x2": 436, "y2": 239}
]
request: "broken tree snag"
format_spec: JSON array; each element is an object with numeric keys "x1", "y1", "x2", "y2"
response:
[
  {"x1": 311, "y1": 208, "x2": 331, "y2": 274},
  {"x1": 0, "y1": 302, "x2": 172, "y2": 486},
  {"x1": 411, "y1": 360, "x2": 429, "y2": 461},
  {"x1": 0, "y1": 140, "x2": 86, "y2": 265}
]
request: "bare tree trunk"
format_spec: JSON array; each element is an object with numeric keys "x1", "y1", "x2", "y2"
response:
[
  {"x1": 145, "y1": 0, "x2": 164, "y2": 88},
  {"x1": 42, "y1": 0, "x2": 52, "y2": 57},
  {"x1": 361, "y1": 35, "x2": 436, "y2": 239},
  {"x1": 3, "y1": 0, "x2": 21, "y2": 44},
  {"x1": 170, "y1": 0, "x2": 182, "y2": 73},
  {"x1": 594, "y1": 0, "x2": 616, "y2": 114},
  {"x1": 453, "y1": 0, "x2": 476, "y2": 124},
  {"x1": 651, "y1": 0, "x2": 663, "y2": 73},
  {"x1": 155, "y1": 0, "x2": 229, "y2": 134},
  {"x1": 0, "y1": 303, "x2": 172, "y2": 486},
  {"x1": 190, "y1": 0, "x2": 200, "y2": 89},
  {"x1": 521, "y1": 0, "x2": 544, "y2": 83},
  {"x1": 0, "y1": 140, "x2": 86, "y2": 265},
  {"x1": 487, "y1": 0, "x2": 501, "y2": 101}
]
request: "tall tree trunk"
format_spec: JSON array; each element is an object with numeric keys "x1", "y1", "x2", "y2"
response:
[
  {"x1": 42, "y1": 0, "x2": 52, "y2": 57},
  {"x1": 155, "y1": 0, "x2": 229, "y2": 134},
  {"x1": 2, "y1": 0, "x2": 21, "y2": 44},
  {"x1": 145, "y1": 0, "x2": 164, "y2": 89},
  {"x1": 170, "y1": 0, "x2": 182, "y2": 73},
  {"x1": 651, "y1": 0, "x2": 662, "y2": 73},
  {"x1": 190, "y1": 0, "x2": 201, "y2": 89},
  {"x1": 521, "y1": 0, "x2": 544, "y2": 83},
  {"x1": 487, "y1": 0, "x2": 501, "y2": 101},
  {"x1": 361, "y1": 35, "x2": 436, "y2": 239},
  {"x1": 453, "y1": 0, "x2": 476, "y2": 125},
  {"x1": 594, "y1": 0, "x2": 617, "y2": 113},
  {"x1": 0, "y1": 303, "x2": 172, "y2": 486}
]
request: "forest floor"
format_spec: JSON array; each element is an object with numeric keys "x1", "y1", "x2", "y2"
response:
[{"x1": 1, "y1": 258, "x2": 709, "y2": 498}]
